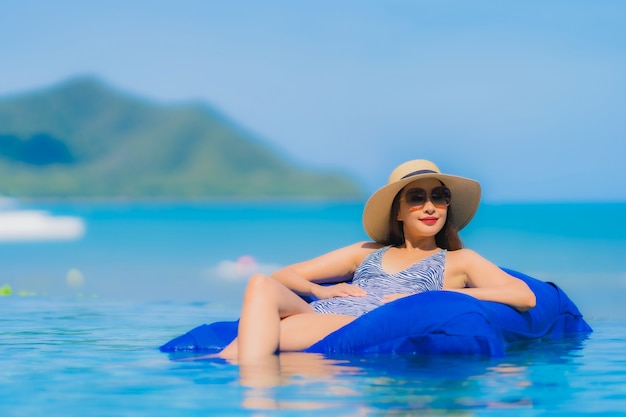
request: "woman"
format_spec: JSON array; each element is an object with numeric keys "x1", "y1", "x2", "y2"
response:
[{"x1": 220, "y1": 159, "x2": 536, "y2": 362}]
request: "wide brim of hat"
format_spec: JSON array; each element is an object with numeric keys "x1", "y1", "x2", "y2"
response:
[{"x1": 362, "y1": 172, "x2": 481, "y2": 243}]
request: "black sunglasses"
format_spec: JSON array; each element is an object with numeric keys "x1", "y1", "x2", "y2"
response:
[{"x1": 403, "y1": 186, "x2": 451, "y2": 209}]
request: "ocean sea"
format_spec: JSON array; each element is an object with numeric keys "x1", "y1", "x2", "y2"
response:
[{"x1": 1, "y1": 200, "x2": 625, "y2": 416}]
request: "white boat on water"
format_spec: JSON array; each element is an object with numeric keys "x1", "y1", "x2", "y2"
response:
[{"x1": 0, "y1": 197, "x2": 85, "y2": 242}]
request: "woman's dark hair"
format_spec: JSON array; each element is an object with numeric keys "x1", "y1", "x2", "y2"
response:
[{"x1": 385, "y1": 185, "x2": 464, "y2": 251}]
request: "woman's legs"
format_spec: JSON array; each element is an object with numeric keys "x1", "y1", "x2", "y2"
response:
[
  {"x1": 277, "y1": 313, "x2": 355, "y2": 351},
  {"x1": 220, "y1": 274, "x2": 355, "y2": 362},
  {"x1": 220, "y1": 274, "x2": 312, "y2": 361},
  {"x1": 237, "y1": 274, "x2": 311, "y2": 360}
]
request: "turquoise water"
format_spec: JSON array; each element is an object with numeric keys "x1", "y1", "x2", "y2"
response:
[{"x1": 1, "y1": 201, "x2": 626, "y2": 415}]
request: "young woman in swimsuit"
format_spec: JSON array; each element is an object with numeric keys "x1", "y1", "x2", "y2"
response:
[{"x1": 219, "y1": 159, "x2": 536, "y2": 362}]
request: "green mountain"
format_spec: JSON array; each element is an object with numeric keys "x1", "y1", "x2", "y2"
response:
[{"x1": 0, "y1": 77, "x2": 363, "y2": 199}]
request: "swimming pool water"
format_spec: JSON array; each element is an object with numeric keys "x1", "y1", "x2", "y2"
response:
[
  {"x1": 2, "y1": 201, "x2": 625, "y2": 415},
  {"x1": 1, "y1": 297, "x2": 624, "y2": 416}
]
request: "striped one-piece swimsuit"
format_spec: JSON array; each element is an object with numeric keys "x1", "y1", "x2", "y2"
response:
[{"x1": 309, "y1": 246, "x2": 446, "y2": 317}]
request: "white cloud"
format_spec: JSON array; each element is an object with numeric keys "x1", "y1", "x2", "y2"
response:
[
  {"x1": 0, "y1": 210, "x2": 85, "y2": 242},
  {"x1": 206, "y1": 255, "x2": 282, "y2": 282}
]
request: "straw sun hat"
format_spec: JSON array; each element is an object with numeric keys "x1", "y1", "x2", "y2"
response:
[{"x1": 362, "y1": 159, "x2": 481, "y2": 243}]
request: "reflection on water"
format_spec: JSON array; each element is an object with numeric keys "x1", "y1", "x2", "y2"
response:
[
  {"x1": 2, "y1": 296, "x2": 622, "y2": 416},
  {"x1": 176, "y1": 333, "x2": 592, "y2": 414},
  {"x1": 178, "y1": 352, "x2": 366, "y2": 412},
  {"x1": 237, "y1": 353, "x2": 365, "y2": 411}
]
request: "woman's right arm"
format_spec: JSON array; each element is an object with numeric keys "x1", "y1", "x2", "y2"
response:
[{"x1": 271, "y1": 241, "x2": 380, "y2": 299}]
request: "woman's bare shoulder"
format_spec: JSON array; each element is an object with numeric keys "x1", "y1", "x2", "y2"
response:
[
  {"x1": 304, "y1": 241, "x2": 382, "y2": 266},
  {"x1": 445, "y1": 248, "x2": 479, "y2": 261},
  {"x1": 354, "y1": 241, "x2": 385, "y2": 250},
  {"x1": 444, "y1": 248, "x2": 485, "y2": 270},
  {"x1": 341, "y1": 241, "x2": 384, "y2": 259}
]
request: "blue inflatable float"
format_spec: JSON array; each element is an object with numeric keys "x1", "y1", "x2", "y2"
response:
[{"x1": 160, "y1": 269, "x2": 592, "y2": 357}]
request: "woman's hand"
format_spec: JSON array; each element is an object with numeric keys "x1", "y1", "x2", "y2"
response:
[
  {"x1": 312, "y1": 283, "x2": 367, "y2": 300},
  {"x1": 383, "y1": 293, "x2": 411, "y2": 303}
]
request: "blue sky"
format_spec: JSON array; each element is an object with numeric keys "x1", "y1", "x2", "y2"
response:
[{"x1": 1, "y1": 0, "x2": 624, "y2": 202}]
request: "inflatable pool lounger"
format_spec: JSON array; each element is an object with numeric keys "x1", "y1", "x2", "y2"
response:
[{"x1": 160, "y1": 269, "x2": 592, "y2": 357}]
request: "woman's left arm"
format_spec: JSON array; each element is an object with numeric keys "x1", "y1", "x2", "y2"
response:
[{"x1": 445, "y1": 249, "x2": 537, "y2": 312}]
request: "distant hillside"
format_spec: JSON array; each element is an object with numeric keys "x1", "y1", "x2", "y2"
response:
[{"x1": 0, "y1": 77, "x2": 363, "y2": 199}]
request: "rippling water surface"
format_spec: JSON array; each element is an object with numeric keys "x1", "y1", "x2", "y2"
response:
[
  {"x1": 1, "y1": 202, "x2": 625, "y2": 415},
  {"x1": 1, "y1": 298, "x2": 625, "y2": 416}
]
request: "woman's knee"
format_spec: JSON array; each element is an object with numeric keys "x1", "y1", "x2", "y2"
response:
[
  {"x1": 245, "y1": 273, "x2": 272, "y2": 291},
  {"x1": 243, "y1": 274, "x2": 275, "y2": 300}
]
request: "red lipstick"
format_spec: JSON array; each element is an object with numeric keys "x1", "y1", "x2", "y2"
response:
[{"x1": 420, "y1": 217, "x2": 438, "y2": 226}]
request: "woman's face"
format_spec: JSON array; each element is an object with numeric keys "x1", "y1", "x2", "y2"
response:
[{"x1": 396, "y1": 178, "x2": 449, "y2": 238}]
